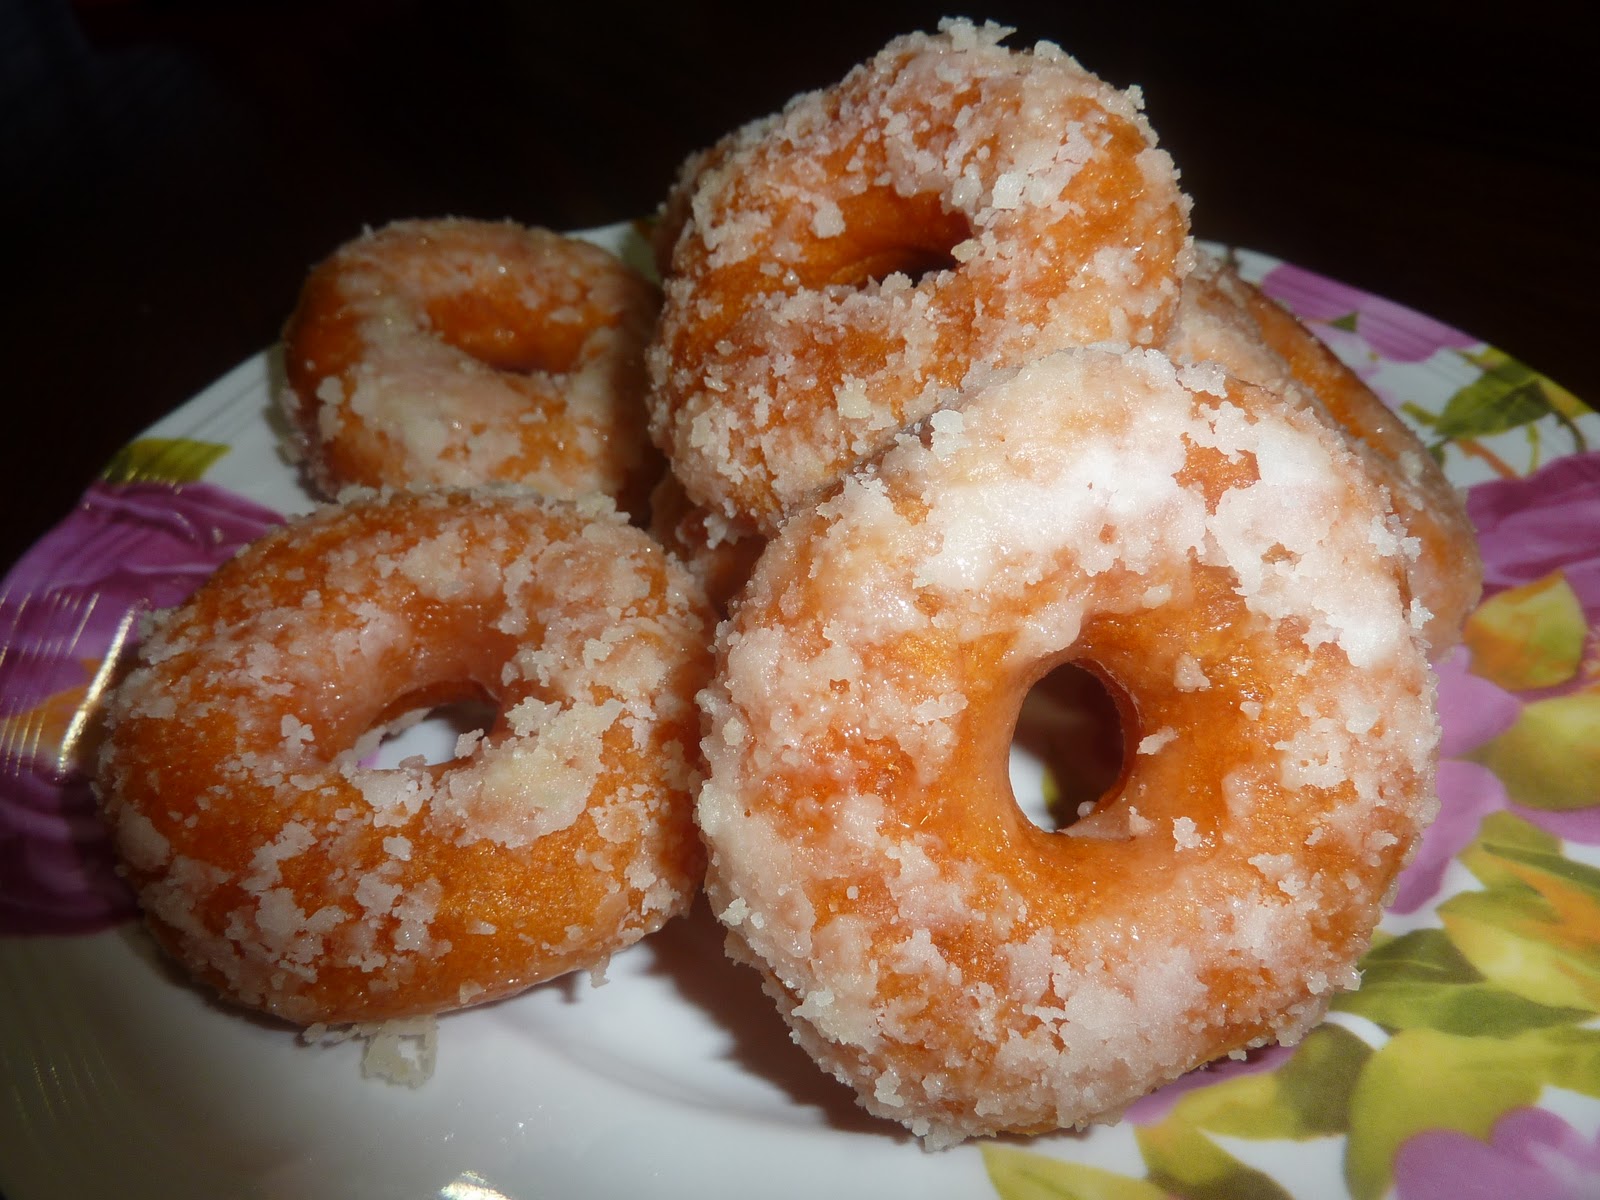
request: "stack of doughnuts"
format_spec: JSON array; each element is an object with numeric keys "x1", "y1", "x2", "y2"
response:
[
  {"x1": 653, "y1": 18, "x2": 1469, "y2": 1145},
  {"x1": 95, "y1": 16, "x2": 1474, "y2": 1146},
  {"x1": 648, "y1": 18, "x2": 1191, "y2": 533},
  {"x1": 98, "y1": 224, "x2": 718, "y2": 1025}
]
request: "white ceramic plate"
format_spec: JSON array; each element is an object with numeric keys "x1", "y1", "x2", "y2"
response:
[{"x1": 4, "y1": 225, "x2": 1599, "y2": 1200}]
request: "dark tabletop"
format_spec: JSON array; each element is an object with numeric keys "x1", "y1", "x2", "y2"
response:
[{"x1": 3, "y1": 0, "x2": 1594, "y2": 576}]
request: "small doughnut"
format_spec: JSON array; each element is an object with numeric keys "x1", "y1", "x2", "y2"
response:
[
  {"x1": 698, "y1": 347, "x2": 1438, "y2": 1145},
  {"x1": 1165, "y1": 250, "x2": 1481, "y2": 651},
  {"x1": 96, "y1": 488, "x2": 714, "y2": 1025},
  {"x1": 649, "y1": 19, "x2": 1192, "y2": 532},
  {"x1": 281, "y1": 219, "x2": 662, "y2": 516}
]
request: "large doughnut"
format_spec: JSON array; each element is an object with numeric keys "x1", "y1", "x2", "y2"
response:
[
  {"x1": 648, "y1": 18, "x2": 1192, "y2": 532},
  {"x1": 1165, "y1": 249, "x2": 1481, "y2": 651},
  {"x1": 281, "y1": 219, "x2": 661, "y2": 516},
  {"x1": 697, "y1": 347, "x2": 1438, "y2": 1145},
  {"x1": 95, "y1": 488, "x2": 713, "y2": 1025}
]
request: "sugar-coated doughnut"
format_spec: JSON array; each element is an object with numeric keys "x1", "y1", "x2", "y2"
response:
[
  {"x1": 281, "y1": 219, "x2": 661, "y2": 515},
  {"x1": 1165, "y1": 249, "x2": 1481, "y2": 652},
  {"x1": 697, "y1": 348, "x2": 1438, "y2": 1145},
  {"x1": 649, "y1": 18, "x2": 1192, "y2": 532},
  {"x1": 96, "y1": 488, "x2": 713, "y2": 1025}
]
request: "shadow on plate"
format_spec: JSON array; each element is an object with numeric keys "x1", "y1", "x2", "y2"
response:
[{"x1": 634, "y1": 893, "x2": 893, "y2": 1137}]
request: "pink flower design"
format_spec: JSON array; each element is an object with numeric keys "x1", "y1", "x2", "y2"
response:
[
  {"x1": 0, "y1": 481, "x2": 281, "y2": 934},
  {"x1": 1395, "y1": 1107, "x2": 1600, "y2": 1200},
  {"x1": 1257, "y1": 262, "x2": 1479, "y2": 365},
  {"x1": 1390, "y1": 451, "x2": 1600, "y2": 914},
  {"x1": 1469, "y1": 451, "x2": 1600, "y2": 632}
]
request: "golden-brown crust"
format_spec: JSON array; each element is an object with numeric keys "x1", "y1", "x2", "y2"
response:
[
  {"x1": 1165, "y1": 250, "x2": 1482, "y2": 653},
  {"x1": 647, "y1": 19, "x2": 1193, "y2": 533},
  {"x1": 281, "y1": 219, "x2": 663, "y2": 518},
  {"x1": 96, "y1": 488, "x2": 714, "y2": 1025},
  {"x1": 698, "y1": 348, "x2": 1438, "y2": 1145}
]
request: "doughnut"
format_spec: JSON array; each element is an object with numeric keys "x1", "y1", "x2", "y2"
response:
[
  {"x1": 697, "y1": 347, "x2": 1438, "y2": 1145},
  {"x1": 95, "y1": 487, "x2": 714, "y2": 1026},
  {"x1": 281, "y1": 219, "x2": 662, "y2": 516},
  {"x1": 648, "y1": 18, "x2": 1193, "y2": 532},
  {"x1": 1165, "y1": 249, "x2": 1481, "y2": 651}
]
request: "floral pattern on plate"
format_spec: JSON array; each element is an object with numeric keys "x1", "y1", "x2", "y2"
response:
[{"x1": 0, "y1": 445, "x2": 281, "y2": 934}]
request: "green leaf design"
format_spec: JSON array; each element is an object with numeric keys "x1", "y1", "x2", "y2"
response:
[
  {"x1": 102, "y1": 437, "x2": 229, "y2": 485},
  {"x1": 1336, "y1": 971, "x2": 1586, "y2": 1037},
  {"x1": 1533, "y1": 1023, "x2": 1600, "y2": 1096},
  {"x1": 1474, "y1": 687, "x2": 1600, "y2": 811},
  {"x1": 1461, "y1": 808, "x2": 1563, "y2": 861},
  {"x1": 1439, "y1": 887, "x2": 1600, "y2": 1014},
  {"x1": 1464, "y1": 346, "x2": 1596, "y2": 421},
  {"x1": 1344, "y1": 1027, "x2": 1577, "y2": 1200},
  {"x1": 982, "y1": 1146, "x2": 1170, "y2": 1200},
  {"x1": 1343, "y1": 815, "x2": 1600, "y2": 1199},
  {"x1": 1334, "y1": 929, "x2": 1585, "y2": 1035},
  {"x1": 1434, "y1": 813, "x2": 1600, "y2": 1012},
  {"x1": 1429, "y1": 346, "x2": 1593, "y2": 453},
  {"x1": 1431, "y1": 361, "x2": 1553, "y2": 443},
  {"x1": 1168, "y1": 1025, "x2": 1369, "y2": 1140},
  {"x1": 1358, "y1": 927, "x2": 1479, "y2": 985},
  {"x1": 1457, "y1": 811, "x2": 1600, "y2": 900},
  {"x1": 1134, "y1": 1118, "x2": 1294, "y2": 1200}
]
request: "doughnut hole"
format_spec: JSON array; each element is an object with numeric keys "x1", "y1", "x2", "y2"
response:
[
  {"x1": 360, "y1": 682, "x2": 502, "y2": 769},
  {"x1": 1010, "y1": 661, "x2": 1130, "y2": 831},
  {"x1": 814, "y1": 190, "x2": 971, "y2": 288}
]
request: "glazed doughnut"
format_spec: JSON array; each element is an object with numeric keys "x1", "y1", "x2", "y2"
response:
[
  {"x1": 281, "y1": 219, "x2": 661, "y2": 516},
  {"x1": 1165, "y1": 249, "x2": 1481, "y2": 651},
  {"x1": 698, "y1": 347, "x2": 1438, "y2": 1145},
  {"x1": 96, "y1": 488, "x2": 713, "y2": 1026},
  {"x1": 649, "y1": 18, "x2": 1192, "y2": 532}
]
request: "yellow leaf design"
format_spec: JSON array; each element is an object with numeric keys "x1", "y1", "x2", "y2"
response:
[
  {"x1": 1463, "y1": 571, "x2": 1587, "y2": 691},
  {"x1": 102, "y1": 437, "x2": 229, "y2": 485},
  {"x1": 0, "y1": 661, "x2": 98, "y2": 774},
  {"x1": 982, "y1": 1145, "x2": 1170, "y2": 1200},
  {"x1": 1475, "y1": 686, "x2": 1600, "y2": 811},
  {"x1": 1441, "y1": 813, "x2": 1600, "y2": 1011}
]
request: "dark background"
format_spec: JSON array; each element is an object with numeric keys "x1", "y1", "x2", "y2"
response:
[{"x1": 3, "y1": 0, "x2": 1594, "y2": 575}]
